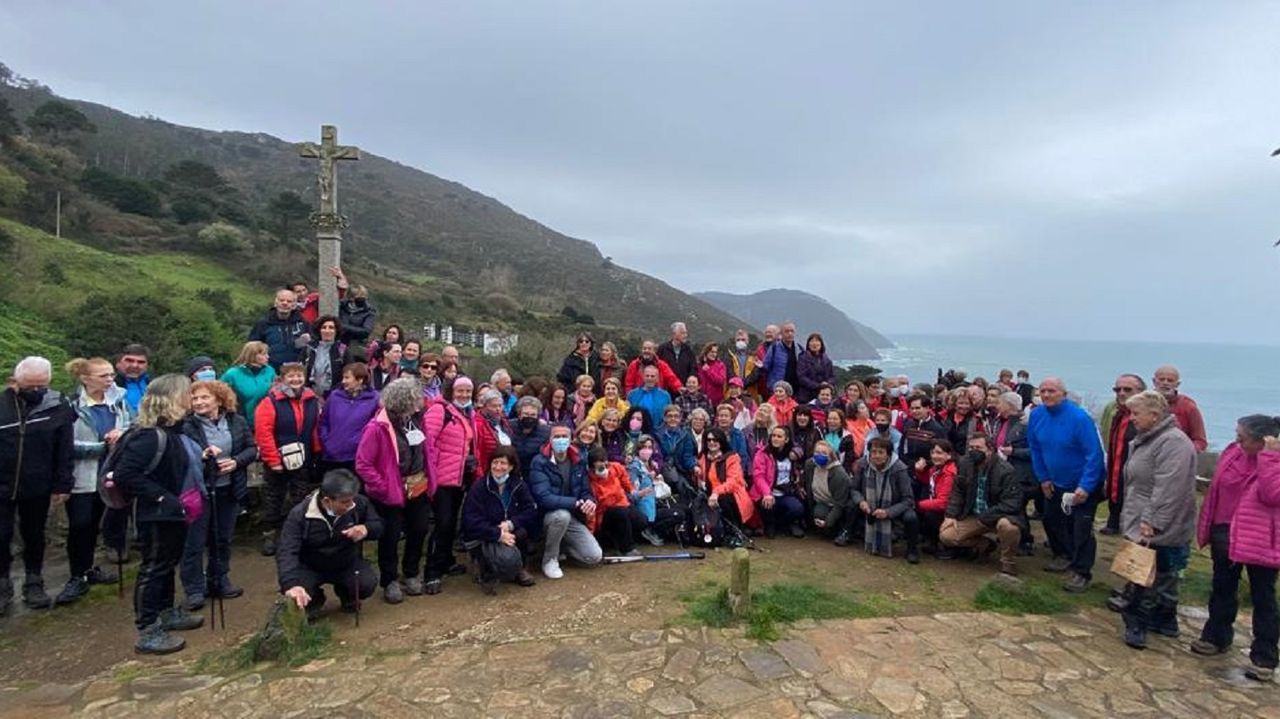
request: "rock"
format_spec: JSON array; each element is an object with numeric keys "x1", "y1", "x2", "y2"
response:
[
  {"x1": 727, "y1": 696, "x2": 800, "y2": 719},
  {"x1": 774, "y1": 639, "x2": 828, "y2": 677},
  {"x1": 663, "y1": 647, "x2": 702, "y2": 683},
  {"x1": 252, "y1": 598, "x2": 310, "y2": 662},
  {"x1": 630, "y1": 630, "x2": 663, "y2": 646},
  {"x1": 940, "y1": 699, "x2": 970, "y2": 718},
  {"x1": 868, "y1": 677, "x2": 922, "y2": 715},
  {"x1": 14, "y1": 682, "x2": 85, "y2": 707},
  {"x1": 740, "y1": 648, "x2": 795, "y2": 681},
  {"x1": 648, "y1": 691, "x2": 698, "y2": 716},
  {"x1": 627, "y1": 677, "x2": 654, "y2": 694},
  {"x1": 546, "y1": 647, "x2": 594, "y2": 673},
  {"x1": 690, "y1": 676, "x2": 766, "y2": 710},
  {"x1": 806, "y1": 699, "x2": 875, "y2": 719}
]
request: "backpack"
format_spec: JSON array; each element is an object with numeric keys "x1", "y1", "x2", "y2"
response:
[{"x1": 98, "y1": 428, "x2": 167, "y2": 510}]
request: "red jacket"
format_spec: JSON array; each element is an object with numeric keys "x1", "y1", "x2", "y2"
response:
[
  {"x1": 698, "y1": 360, "x2": 728, "y2": 407},
  {"x1": 624, "y1": 358, "x2": 683, "y2": 395},
  {"x1": 254, "y1": 388, "x2": 322, "y2": 469},
  {"x1": 473, "y1": 412, "x2": 513, "y2": 483},
  {"x1": 1170, "y1": 394, "x2": 1207, "y2": 453},
  {"x1": 915, "y1": 461, "x2": 956, "y2": 514}
]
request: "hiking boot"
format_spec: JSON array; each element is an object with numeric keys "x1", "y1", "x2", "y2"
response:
[
  {"x1": 1062, "y1": 573, "x2": 1091, "y2": 593},
  {"x1": 1149, "y1": 609, "x2": 1179, "y2": 638},
  {"x1": 159, "y1": 606, "x2": 204, "y2": 631},
  {"x1": 1245, "y1": 665, "x2": 1275, "y2": 682},
  {"x1": 479, "y1": 575, "x2": 498, "y2": 596},
  {"x1": 1106, "y1": 588, "x2": 1130, "y2": 613},
  {"x1": 402, "y1": 577, "x2": 425, "y2": 596},
  {"x1": 447, "y1": 563, "x2": 467, "y2": 576},
  {"x1": 515, "y1": 569, "x2": 537, "y2": 587},
  {"x1": 424, "y1": 578, "x2": 443, "y2": 595},
  {"x1": 55, "y1": 576, "x2": 90, "y2": 606},
  {"x1": 640, "y1": 528, "x2": 665, "y2": 547},
  {"x1": 85, "y1": 566, "x2": 118, "y2": 585},
  {"x1": 543, "y1": 560, "x2": 564, "y2": 580},
  {"x1": 1043, "y1": 557, "x2": 1072, "y2": 573},
  {"x1": 135, "y1": 622, "x2": 185, "y2": 655},
  {"x1": 22, "y1": 576, "x2": 53, "y2": 610},
  {"x1": 213, "y1": 579, "x2": 243, "y2": 600},
  {"x1": 383, "y1": 581, "x2": 404, "y2": 604},
  {"x1": 789, "y1": 524, "x2": 806, "y2": 539},
  {"x1": 1017, "y1": 543, "x2": 1035, "y2": 557},
  {"x1": 935, "y1": 547, "x2": 957, "y2": 560},
  {"x1": 185, "y1": 593, "x2": 206, "y2": 611},
  {"x1": 1123, "y1": 623, "x2": 1147, "y2": 650},
  {"x1": 260, "y1": 530, "x2": 277, "y2": 557},
  {"x1": 999, "y1": 561, "x2": 1018, "y2": 577},
  {"x1": 905, "y1": 549, "x2": 921, "y2": 565},
  {"x1": 1189, "y1": 639, "x2": 1229, "y2": 656},
  {"x1": 833, "y1": 530, "x2": 851, "y2": 547},
  {"x1": 0, "y1": 578, "x2": 12, "y2": 617}
]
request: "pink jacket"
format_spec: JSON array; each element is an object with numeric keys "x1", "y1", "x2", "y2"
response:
[
  {"x1": 750, "y1": 445, "x2": 777, "y2": 501},
  {"x1": 1197, "y1": 443, "x2": 1257, "y2": 547},
  {"x1": 1229, "y1": 449, "x2": 1280, "y2": 568},
  {"x1": 425, "y1": 399, "x2": 474, "y2": 496},
  {"x1": 698, "y1": 360, "x2": 728, "y2": 408},
  {"x1": 355, "y1": 408, "x2": 404, "y2": 507}
]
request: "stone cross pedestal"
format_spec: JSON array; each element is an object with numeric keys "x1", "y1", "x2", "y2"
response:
[{"x1": 298, "y1": 124, "x2": 359, "y2": 316}]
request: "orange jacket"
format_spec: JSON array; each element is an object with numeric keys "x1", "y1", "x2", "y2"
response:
[
  {"x1": 587, "y1": 461, "x2": 635, "y2": 533},
  {"x1": 699, "y1": 453, "x2": 757, "y2": 527}
]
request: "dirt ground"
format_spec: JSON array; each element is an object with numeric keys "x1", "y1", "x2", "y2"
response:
[{"x1": 0, "y1": 519, "x2": 1143, "y2": 686}]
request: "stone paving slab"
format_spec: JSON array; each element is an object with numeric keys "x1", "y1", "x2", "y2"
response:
[{"x1": 2, "y1": 607, "x2": 1278, "y2": 717}]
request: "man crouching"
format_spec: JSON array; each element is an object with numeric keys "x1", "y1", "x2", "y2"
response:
[{"x1": 277, "y1": 469, "x2": 383, "y2": 618}]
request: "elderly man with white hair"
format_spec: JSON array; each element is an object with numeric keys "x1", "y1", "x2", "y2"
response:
[
  {"x1": 658, "y1": 322, "x2": 696, "y2": 389},
  {"x1": 490, "y1": 368, "x2": 518, "y2": 416},
  {"x1": 1028, "y1": 377, "x2": 1105, "y2": 593},
  {"x1": 991, "y1": 390, "x2": 1038, "y2": 555},
  {"x1": 0, "y1": 357, "x2": 76, "y2": 614}
]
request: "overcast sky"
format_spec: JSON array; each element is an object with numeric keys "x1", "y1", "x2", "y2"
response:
[{"x1": 3, "y1": 1, "x2": 1278, "y2": 345}]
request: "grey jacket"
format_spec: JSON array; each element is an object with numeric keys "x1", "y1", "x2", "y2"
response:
[
  {"x1": 70, "y1": 384, "x2": 134, "y2": 494},
  {"x1": 1121, "y1": 415, "x2": 1196, "y2": 547},
  {"x1": 848, "y1": 457, "x2": 915, "y2": 519}
]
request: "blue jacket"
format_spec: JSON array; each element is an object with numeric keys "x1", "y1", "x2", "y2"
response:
[
  {"x1": 627, "y1": 386, "x2": 671, "y2": 424},
  {"x1": 626, "y1": 458, "x2": 658, "y2": 522},
  {"x1": 762, "y1": 340, "x2": 798, "y2": 392},
  {"x1": 114, "y1": 373, "x2": 150, "y2": 414},
  {"x1": 528, "y1": 445, "x2": 593, "y2": 515},
  {"x1": 461, "y1": 475, "x2": 540, "y2": 544},
  {"x1": 1027, "y1": 400, "x2": 1104, "y2": 494},
  {"x1": 725, "y1": 427, "x2": 751, "y2": 477},
  {"x1": 512, "y1": 421, "x2": 552, "y2": 481},
  {"x1": 248, "y1": 308, "x2": 310, "y2": 369},
  {"x1": 654, "y1": 424, "x2": 697, "y2": 474}
]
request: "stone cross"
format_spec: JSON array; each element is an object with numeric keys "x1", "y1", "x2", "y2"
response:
[{"x1": 298, "y1": 124, "x2": 359, "y2": 316}]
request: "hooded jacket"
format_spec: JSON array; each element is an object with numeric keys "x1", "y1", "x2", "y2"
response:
[
  {"x1": 557, "y1": 350, "x2": 602, "y2": 391},
  {"x1": 0, "y1": 388, "x2": 75, "y2": 500},
  {"x1": 1121, "y1": 415, "x2": 1196, "y2": 547},
  {"x1": 337, "y1": 297, "x2": 377, "y2": 345},
  {"x1": 69, "y1": 384, "x2": 134, "y2": 494},
  {"x1": 355, "y1": 407, "x2": 427, "y2": 508},
  {"x1": 318, "y1": 386, "x2": 380, "y2": 462},
  {"x1": 219, "y1": 363, "x2": 277, "y2": 431},
  {"x1": 277, "y1": 491, "x2": 384, "y2": 591},
  {"x1": 1228, "y1": 449, "x2": 1280, "y2": 568},
  {"x1": 424, "y1": 399, "x2": 475, "y2": 495}
]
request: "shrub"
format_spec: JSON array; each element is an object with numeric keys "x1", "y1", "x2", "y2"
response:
[{"x1": 196, "y1": 221, "x2": 250, "y2": 254}]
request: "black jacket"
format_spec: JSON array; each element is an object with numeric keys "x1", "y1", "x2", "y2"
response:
[
  {"x1": 248, "y1": 308, "x2": 310, "y2": 369},
  {"x1": 556, "y1": 351, "x2": 601, "y2": 391},
  {"x1": 946, "y1": 455, "x2": 1024, "y2": 528},
  {"x1": 277, "y1": 491, "x2": 384, "y2": 590},
  {"x1": 657, "y1": 341, "x2": 697, "y2": 388},
  {"x1": 0, "y1": 388, "x2": 75, "y2": 500},
  {"x1": 181, "y1": 412, "x2": 257, "y2": 503},
  {"x1": 299, "y1": 340, "x2": 349, "y2": 396},
  {"x1": 461, "y1": 475, "x2": 540, "y2": 545},
  {"x1": 116, "y1": 423, "x2": 190, "y2": 523},
  {"x1": 899, "y1": 416, "x2": 946, "y2": 467},
  {"x1": 337, "y1": 298, "x2": 377, "y2": 345},
  {"x1": 994, "y1": 417, "x2": 1036, "y2": 489},
  {"x1": 512, "y1": 421, "x2": 551, "y2": 481}
]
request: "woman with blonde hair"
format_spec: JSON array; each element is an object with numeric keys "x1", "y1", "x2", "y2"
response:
[
  {"x1": 219, "y1": 341, "x2": 275, "y2": 430},
  {"x1": 118, "y1": 375, "x2": 205, "y2": 654},
  {"x1": 598, "y1": 341, "x2": 625, "y2": 385},
  {"x1": 586, "y1": 377, "x2": 629, "y2": 426},
  {"x1": 57, "y1": 357, "x2": 132, "y2": 605},
  {"x1": 180, "y1": 380, "x2": 257, "y2": 610}
]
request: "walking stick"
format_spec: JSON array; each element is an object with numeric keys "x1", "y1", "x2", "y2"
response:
[
  {"x1": 204, "y1": 457, "x2": 225, "y2": 631},
  {"x1": 352, "y1": 568, "x2": 361, "y2": 628}
]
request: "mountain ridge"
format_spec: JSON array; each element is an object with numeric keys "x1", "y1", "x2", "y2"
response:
[{"x1": 694, "y1": 288, "x2": 892, "y2": 361}]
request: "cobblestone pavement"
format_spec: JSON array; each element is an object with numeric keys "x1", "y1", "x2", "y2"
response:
[{"x1": 1, "y1": 601, "x2": 1276, "y2": 718}]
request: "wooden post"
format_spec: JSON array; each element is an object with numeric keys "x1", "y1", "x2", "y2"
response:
[{"x1": 728, "y1": 547, "x2": 751, "y2": 618}]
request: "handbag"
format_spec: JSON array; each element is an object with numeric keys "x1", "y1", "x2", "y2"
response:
[
  {"x1": 404, "y1": 471, "x2": 429, "y2": 500},
  {"x1": 279, "y1": 441, "x2": 306, "y2": 471},
  {"x1": 1110, "y1": 539, "x2": 1156, "y2": 587}
]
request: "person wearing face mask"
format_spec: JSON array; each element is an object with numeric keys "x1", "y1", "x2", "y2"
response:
[
  {"x1": 423, "y1": 377, "x2": 477, "y2": 591},
  {"x1": 178, "y1": 379, "x2": 256, "y2": 611},
  {"x1": 299, "y1": 316, "x2": 348, "y2": 399},
  {"x1": 586, "y1": 447, "x2": 648, "y2": 557},
  {"x1": 512, "y1": 397, "x2": 551, "y2": 481},
  {"x1": 462, "y1": 447, "x2": 539, "y2": 594},
  {"x1": 184, "y1": 356, "x2": 218, "y2": 384},
  {"x1": 725, "y1": 329, "x2": 759, "y2": 392},
  {"x1": 57, "y1": 357, "x2": 131, "y2": 606},
  {"x1": 254, "y1": 363, "x2": 323, "y2": 557},
  {"x1": 0, "y1": 357, "x2": 76, "y2": 613},
  {"x1": 627, "y1": 435, "x2": 679, "y2": 545},
  {"x1": 802, "y1": 440, "x2": 851, "y2": 540},
  {"x1": 356, "y1": 378, "x2": 432, "y2": 601},
  {"x1": 862, "y1": 407, "x2": 902, "y2": 461},
  {"x1": 277, "y1": 469, "x2": 382, "y2": 620},
  {"x1": 940, "y1": 434, "x2": 1025, "y2": 576},
  {"x1": 587, "y1": 377, "x2": 630, "y2": 427},
  {"x1": 337, "y1": 283, "x2": 376, "y2": 346},
  {"x1": 750, "y1": 425, "x2": 805, "y2": 538},
  {"x1": 529, "y1": 425, "x2": 602, "y2": 579}
]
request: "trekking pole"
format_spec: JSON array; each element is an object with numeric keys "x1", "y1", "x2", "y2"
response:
[
  {"x1": 353, "y1": 568, "x2": 361, "y2": 628},
  {"x1": 205, "y1": 458, "x2": 225, "y2": 631}
]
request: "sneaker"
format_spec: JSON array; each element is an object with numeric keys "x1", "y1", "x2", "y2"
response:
[
  {"x1": 833, "y1": 531, "x2": 851, "y2": 547},
  {"x1": 21, "y1": 577, "x2": 53, "y2": 610},
  {"x1": 1043, "y1": 557, "x2": 1072, "y2": 573},
  {"x1": 159, "y1": 607, "x2": 205, "y2": 631},
  {"x1": 1105, "y1": 588, "x2": 1130, "y2": 613},
  {"x1": 383, "y1": 581, "x2": 404, "y2": 604},
  {"x1": 135, "y1": 623, "x2": 185, "y2": 655},
  {"x1": 213, "y1": 580, "x2": 244, "y2": 600},
  {"x1": 905, "y1": 549, "x2": 920, "y2": 565},
  {"x1": 624, "y1": 549, "x2": 643, "y2": 558},
  {"x1": 1124, "y1": 624, "x2": 1147, "y2": 650},
  {"x1": 1189, "y1": 639, "x2": 1230, "y2": 656},
  {"x1": 260, "y1": 531, "x2": 278, "y2": 557},
  {"x1": 55, "y1": 576, "x2": 90, "y2": 606},
  {"x1": 1062, "y1": 574, "x2": 1091, "y2": 594},
  {"x1": 640, "y1": 528, "x2": 665, "y2": 547},
  {"x1": 402, "y1": 577, "x2": 425, "y2": 596},
  {"x1": 424, "y1": 579, "x2": 443, "y2": 595},
  {"x1": 85, "y1": 566, "x2": 118, "y2": 585},
  {"x1": 543, "y1": 560, "x2": 564, "y2": 580},
  {"x1": 515, "y1": 569, "x2": 537, "y2": 587},
  {"x1": 184, "y1": 593, "x2": 206, "y2": 611},
  {"x1": 1245, "y1": 665, "x2": 1275, "y2": 682}
]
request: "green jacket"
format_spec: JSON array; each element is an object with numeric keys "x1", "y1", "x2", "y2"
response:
[{"x1": 220, "y1": 364, "x2": 277, "y2": 430}]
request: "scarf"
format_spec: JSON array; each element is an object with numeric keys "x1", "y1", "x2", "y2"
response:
[{"x1": 864, "y1": 462, "x2": 895, "y2": 558}]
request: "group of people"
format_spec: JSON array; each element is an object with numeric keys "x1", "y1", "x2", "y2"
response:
[{"x1": 0, "y1": 293, "x2": 1276, "y2": 683}]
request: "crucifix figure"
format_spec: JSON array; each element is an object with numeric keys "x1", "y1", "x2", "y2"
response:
[{"x1": 298, "y1": 124, "x2": 359, "y2": 316}]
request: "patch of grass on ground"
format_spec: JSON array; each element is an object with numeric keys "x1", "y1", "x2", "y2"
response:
[
  {"x1": 973, "y1": 577, "x2": 1078, "y2": 615},
  {"x1": 682, "y1": 582, "x2": 891, "y2": 641},
  {"x1": 194, "y1": 615, "x2": 332, "y2": 674}
]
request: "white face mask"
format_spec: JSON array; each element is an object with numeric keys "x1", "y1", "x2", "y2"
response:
[{"x1": 735, "y1": 340, "x2": 748, "y2": 351}]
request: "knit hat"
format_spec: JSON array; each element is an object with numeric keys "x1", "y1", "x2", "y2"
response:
[
  {"x1": 185, "y1": 356, "x2": 216, "y2": 378},
  {"x1": 452, "y1": 376, "x2": 474, "y2": 390},
  {"x1": 728, "y1": 377, "x2": 744, "y2": 387}
]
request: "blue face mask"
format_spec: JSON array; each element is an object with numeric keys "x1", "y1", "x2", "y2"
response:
[
  {"x1": 454, "y1": 400, "x2": 473, "y2": 410},
  {"x1": 813, "y1": 454, "x2": 830, "y2": 467},
  {"x1": 492, "y1": 472, "x2": 509, "y2": 485},
  {"x1": 194, "y1": 369, "x2": 216, "y2": 382},
  {"x1": 551, "y1": 437, "x2": 572, "y2": 454}
]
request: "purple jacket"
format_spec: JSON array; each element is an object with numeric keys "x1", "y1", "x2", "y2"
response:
[
  {"x1": 795, "y1": 350, "x2": 834, "y2": 405},
  {"x1": 319, "y1": 387, "x2": 380, "y2": 462},
  {"x1": 1229, "y1": 449, "x2": 1280, "y2": 568}
]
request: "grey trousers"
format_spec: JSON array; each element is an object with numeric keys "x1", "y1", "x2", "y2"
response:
[{"x1": 542, "y1": 510, "x2": 603, "y2": 567}]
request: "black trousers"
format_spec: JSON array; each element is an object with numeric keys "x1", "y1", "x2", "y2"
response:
[
  {"x1": 0, "y1": 494, "x2": 52, "y2": 578},
  {"x1": 1201, "y1": 524, "x2": 1280, "y2": 669},
  {"x1": 1043, "y1": 487, "x2": 1097, "y2": 579},
  {"x1": 370, "y1": 495, "x2": 432, "y2": 586},
  {"x1": 65, "y1": 492, "x2": 107, "y2": 578},
  {"x1": 599, "y1": 506, "x2": 647, "y2": 553},
  {"x1": 101, "y1": 505, "x2": 131, "y2": 555},
  {"x1": 919, "y1": 509, "x2": 944, "y2": 546},
  {"x1": 426, "y1": 486, "x2": 463, "y2": 580},
  {"x1": 294, "y1": 557, "x2": 377, "y2": 606},
  {"x1": 263, "y1": 468, "x2": 315, "y2": 529},
  {"x1": 1019, "y1": 485, "x2": 1041, "y2": 547},
  {"x1": 133, "y1": 521, "x2": 187, "y2": 630}
]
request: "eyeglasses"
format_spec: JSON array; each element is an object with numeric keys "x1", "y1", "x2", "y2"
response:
[
  {"x1": 1112, "y1": 387, "x2": 1137, "y2": 393},
  {"x1": 423, "y1": 364, "x2": 438, "y2": 371}
]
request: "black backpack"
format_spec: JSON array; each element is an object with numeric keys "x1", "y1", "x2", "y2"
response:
[{"x1": 98, "y1": 428, "x2": 166, "y2": 510}]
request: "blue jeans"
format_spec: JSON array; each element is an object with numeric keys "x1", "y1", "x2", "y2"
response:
[{"x1": 180, "y1": 485, "x2": 239, "y2": 599}]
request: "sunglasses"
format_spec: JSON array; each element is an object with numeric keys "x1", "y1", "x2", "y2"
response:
[
  {"x1": 1112, "y1": 387, "x2": 1137, "y2": 393},
  {"x1": 422, "y1": 364, "x2": 438, "y2": 370}
]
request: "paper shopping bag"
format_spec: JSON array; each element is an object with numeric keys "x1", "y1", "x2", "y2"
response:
[{"x1": 1110, "y1": 540, "x2": 1156, "y2": 587}]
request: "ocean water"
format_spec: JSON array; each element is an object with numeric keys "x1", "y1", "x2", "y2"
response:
[{"x1": 841, "y1": 333, "x2": 1280, "y2": 451}]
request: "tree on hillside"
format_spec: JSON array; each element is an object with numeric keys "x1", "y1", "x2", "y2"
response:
[
  {"x1": 80, "y1": 167, "x2": 162, "y2": 217},
  {"x1": 268, "y1": 190, "x2": 310, "y2": 239},
  {"x1": 0, "y1": 98, "x2": 20, "y2": 146},
  {"x1": 27, "y1": 101, "x2": 96, "y2": 144},
  {"x1": 163, "y1": 160, "x2": 225, "y2": 190}
]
